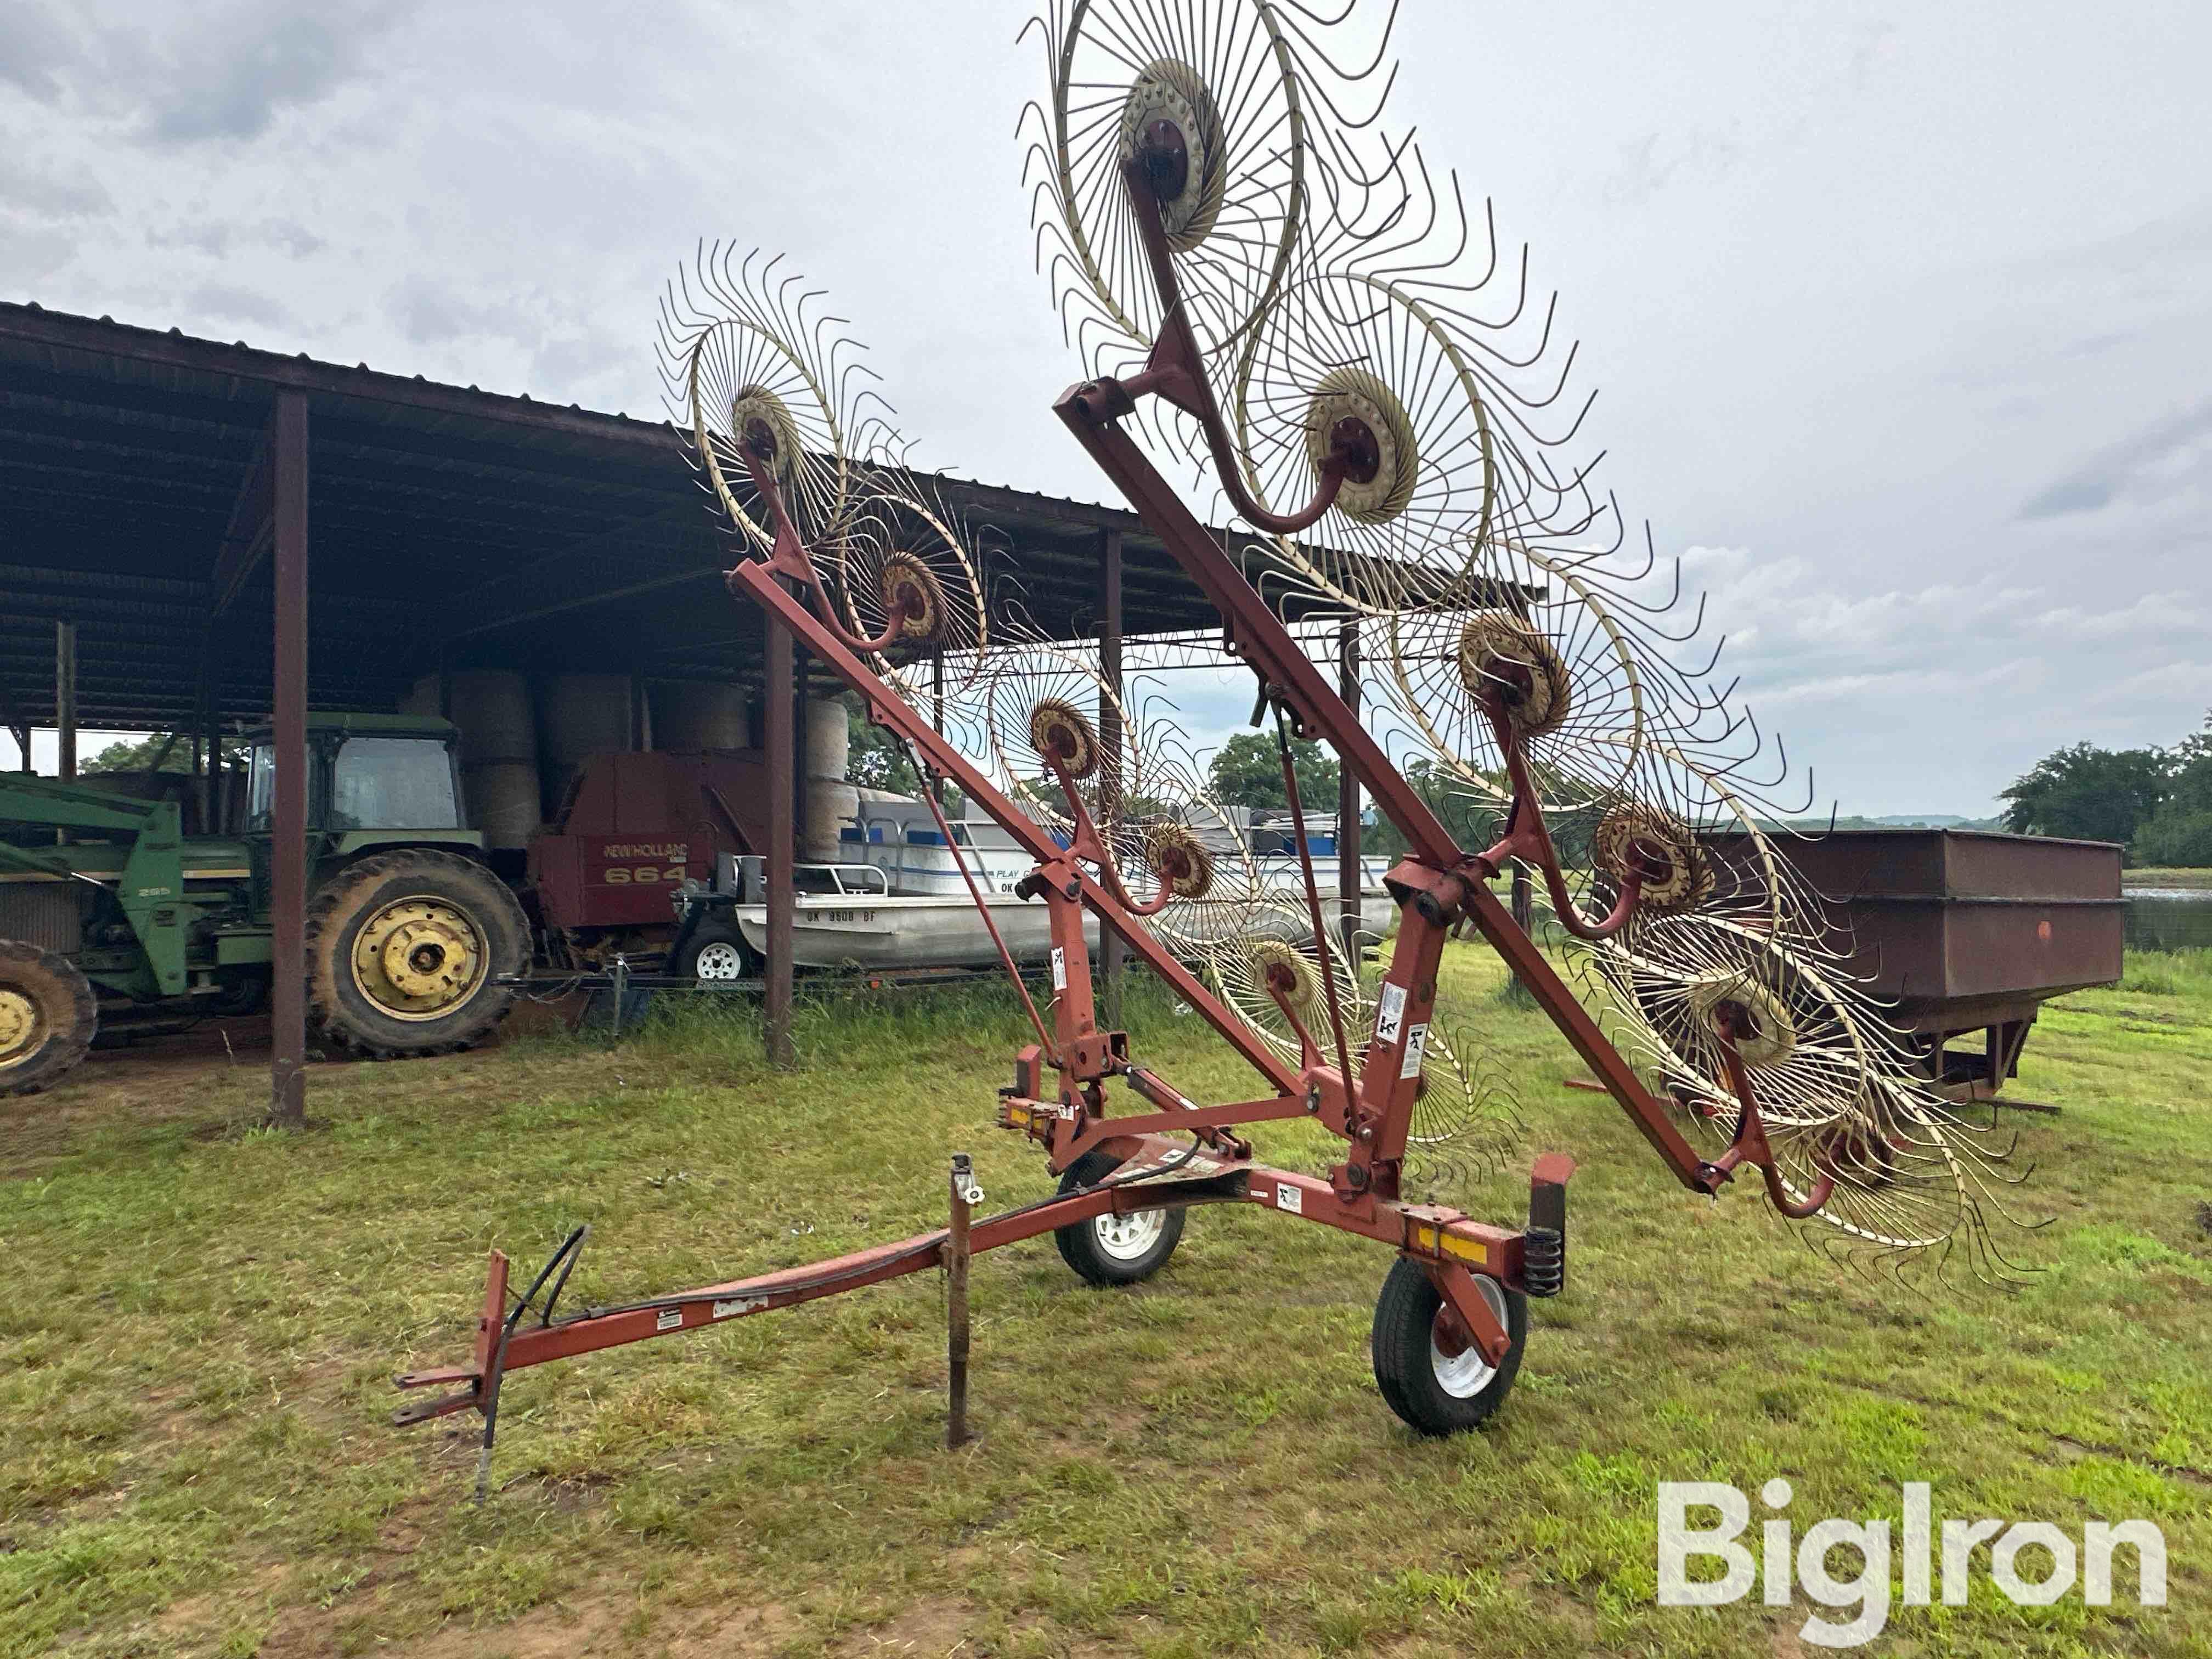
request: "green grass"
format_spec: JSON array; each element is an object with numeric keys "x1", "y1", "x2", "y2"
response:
[
  {"x1": 4, "y1": 948, "x2": 2208, "y2": 1656},
  {"x1": 2121, "y1": 949, "x2": 2212, "y2": 1000}
]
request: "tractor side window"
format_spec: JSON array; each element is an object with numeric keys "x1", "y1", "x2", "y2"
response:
[
  {"x1": 247, "y1": 746, "x2": 277, "y2": 829},
  {"x1": 330, "y1": 738, "x2": 461, "y2": 830}
]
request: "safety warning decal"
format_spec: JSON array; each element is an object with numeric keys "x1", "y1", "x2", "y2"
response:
[
  {"x1": 1375, "y1": 981, "x2": 1407, "y2": 1044},
  {"x1": 1399, "y1": 1023, "x2": 1429, "y2": 1079}
]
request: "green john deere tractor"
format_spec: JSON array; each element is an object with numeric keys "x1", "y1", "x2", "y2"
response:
[{"x1": 0, "y1": 714, "x2": 530, "y2": 1096}]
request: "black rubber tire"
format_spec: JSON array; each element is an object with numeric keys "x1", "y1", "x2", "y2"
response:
[
  {"x1": 1052, "y1": 1149, "x2": 1186, "y2": 1286},
  {"x1": 1370, "y1": 1257, "x2": 1527, "y2": 1436},
  {"x1": 305, "y1": 850, "x2": 530, "y2": 1059},
  {"x1": 674, "y1": 918, "x2": 759, "y2": 981},
  {"x1": 0, "y1": 939, "x2": 99, "y2": 1096}
]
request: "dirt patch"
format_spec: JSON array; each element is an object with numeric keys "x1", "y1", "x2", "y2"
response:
[
  {"x1": 837, "y1": 1598, "x2": 978, "y2": 1657},
  {"x1": 373, "y1": 1595, "x2": 797, "y2": 1658}
]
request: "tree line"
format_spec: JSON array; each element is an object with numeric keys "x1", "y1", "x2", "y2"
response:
[{"x1": 2000, "y1": 709, "x2": 2212, "y2": 865}]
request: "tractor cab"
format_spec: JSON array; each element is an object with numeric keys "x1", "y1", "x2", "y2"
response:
[{"x1": 241, "y1": 714, "x2": 477, "y2": 854}]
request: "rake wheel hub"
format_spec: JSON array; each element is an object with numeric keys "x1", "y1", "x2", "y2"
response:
[
  {"x1": 1138, "y1": 117, "x2": 1189, "y2": 202},
  {"x1": 1305, "y1": 367, "x2": 1418, "y2": 524},
  {"x1": 1118, "y1": 59, "x2": 1225, "y2": 252},
  {"x1": 1453, "y1": 613, "x2": 1571, "y2": 738}
]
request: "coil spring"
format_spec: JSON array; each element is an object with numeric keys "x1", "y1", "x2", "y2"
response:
[{"x1": 1522, "y1": 1225, "x2": 1564, "y2": 1297}]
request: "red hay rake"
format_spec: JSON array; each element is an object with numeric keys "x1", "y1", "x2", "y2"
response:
[{"x1": 394, "y1": 0, "x2": 2028, "y2": 1481}]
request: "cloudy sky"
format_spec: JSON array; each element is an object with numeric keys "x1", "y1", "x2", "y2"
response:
[{"x1": 4, "y1": 1, "x2": 2206, "y2": 814}]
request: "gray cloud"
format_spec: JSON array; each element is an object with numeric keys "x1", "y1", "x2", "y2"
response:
[
  {"x1": 0, "y1": 3, "x2": 409, "y2": 144},
  {"x1": 138, "y1": 9, "x2": 376, "y2": 144},
  {"x1": 149, "y1": 217, "x2": 325, "y2": 258},
  {"x1": 385, "y1": 275, "x2": 514, "y2": 348},
  {"x1": 1598, "y1": 129, "x2": 1743, "y2": 208},
  {"x1": 0, "y1": 160, "x2": 112, "y2": 219},
  {"x1": 181, "y1": 281, "x2": 291, "y2": 329},
  {"x1": 0, "y1": 5, "x2": 77, "y2": 101},
  {"x1": 2020, "y1": 400, "x2": 2212, "y2": 520}
]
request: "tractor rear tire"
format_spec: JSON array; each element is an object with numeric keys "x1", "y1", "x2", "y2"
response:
[
  {"x1": 1369, "y1": 1257, "x2": 1526, "y2": 1437},
  {"x1": 0, "y1": 939, "x2": 99, "y2": 1096},
  {"x1": 305, "y1": 850, "x2": 530, "y2": 1059}
]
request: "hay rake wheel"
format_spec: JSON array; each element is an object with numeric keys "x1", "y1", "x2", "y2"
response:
[{"x1": 391, "y1": 0, "x2": 2038, "y2": 1476}]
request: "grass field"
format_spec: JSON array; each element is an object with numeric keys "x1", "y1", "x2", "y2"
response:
[{"x1": 4, "y1": 945, "x2": 2207, "y2": 1657}]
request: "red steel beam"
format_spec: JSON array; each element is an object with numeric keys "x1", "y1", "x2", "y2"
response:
[
  {"x1": 393, "y1": 1146, "x2": 1528, "y2": 1419},
  {"x1": 1052, "y1": 392, "x2": 1717, "y2": 1195},
  {"x1": 727, "y1": 560, "x2": 1302, "y2": 1100}
]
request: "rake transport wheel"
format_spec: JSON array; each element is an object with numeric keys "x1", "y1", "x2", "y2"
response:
[
  {"x1": 1054, "y1": 1149, "x2": 1186, "y2": 1286},
  {"x1": 305, "y1": 850, "x2": 531, "y2": 1059},
  {"x1": 1370, "y1": 1258, "x2": 1527, "y2": 1436},
  {"x1": 0, "y1": 939, "x2": 98, "y2": 1096}
]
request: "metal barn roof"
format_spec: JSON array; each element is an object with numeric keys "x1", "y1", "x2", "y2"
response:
[{"x1": 0, "y1": 300, "x2": 1374, "y2": 732}]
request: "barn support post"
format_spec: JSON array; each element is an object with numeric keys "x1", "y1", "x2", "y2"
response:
[
  {"x1": 202, "y1": 686, "x2": 224, "y2": 834},
  {"x1": 1098, "y1": 529, "x2": 1125, "y2": 1031},
  {"x1": 0, "y1": 667, "x2": 33, "y2": 772},
  {"x1": 1336, "y1": 620, "x2": 1361, "y2": 953},
  {"x1": 268, "y1": 391, "x2": 311, "y2": 1128},
  {"x1": 54, "y1": 620, "x2": 77, "y2": 781},
  {"x1": 763, "y1": 594, "x2": 797, "y2": 1069}
]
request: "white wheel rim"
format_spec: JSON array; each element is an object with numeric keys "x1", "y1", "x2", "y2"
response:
[
  {"x1": 693, "y1": 941, "x2": 747, "y2": 981},
  {"x1": 1092, "y1": 1207, "x2": 1166, "y2": 1263},
  {"x1": 1430, "y1": 1276, "x2": 1510, "y2": 1399}
]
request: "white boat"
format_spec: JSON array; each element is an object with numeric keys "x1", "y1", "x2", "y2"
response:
[
  {"x1": 728, "y1": 862, "x2": 1397, "y2": 971},
  {"x1": 841, "y1": 796, "x2": 1034, "y2": 899},
  {"x1": 733, "y1": 887, "x2": 1092, "y2": 969}
]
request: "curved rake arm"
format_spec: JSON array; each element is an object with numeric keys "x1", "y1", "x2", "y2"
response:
[
  {"x1": 1043, "y1": 756, "x2": 1175, "y2": 918},
  {"x1": 733, "y1": 444, "x2": 922, "y2": 658},
  {"x1": 1090, "y1": 155, "x2": 1357, "y2": 538},
  {"x1": 1469, "y1": 698, "x2": 1644, "y2": 942},
  {"x1": 1701, "y1": 1007, "x2": 1837, "y2": 1221}
]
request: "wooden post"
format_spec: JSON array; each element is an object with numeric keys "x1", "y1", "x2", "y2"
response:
[
  {"x1": 268, "y1": 391, "x2": 311, "y2": 1127},
  {"x1": 1098, "y1": 529, "x2": 1125, "y2": 1030},
  {"x1": 764, "y1": 599, "x2": 797, "y2": 1068},
  {"x1": 1336, "y1": 620, "x2": 1361, "y2": 952}
]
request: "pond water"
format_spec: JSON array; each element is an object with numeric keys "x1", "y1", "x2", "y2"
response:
[{"x1": 2124, "y1": 888, "x2": 2212, "y2": 951}]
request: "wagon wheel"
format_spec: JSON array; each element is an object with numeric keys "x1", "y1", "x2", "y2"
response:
[
  {"x1": 1369, "y1": 1257, "x2": 1527, "y2": 1436},
  {"x1": 1053, "y1": 1149, "x2": 1185, "y2": 1286}
]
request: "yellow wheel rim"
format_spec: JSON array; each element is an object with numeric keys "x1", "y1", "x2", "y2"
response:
[
  {"x1": 0, "y1": 987, "x2": 42, "y2": 1070},
  {"x1": 350, "y1": 895, "x2": 488, "y2": 1021}
]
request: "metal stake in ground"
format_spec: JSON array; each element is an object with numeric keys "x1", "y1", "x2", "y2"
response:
[{"x1": 945, "y1": 1153, "x2": 979, "y2": 1449}]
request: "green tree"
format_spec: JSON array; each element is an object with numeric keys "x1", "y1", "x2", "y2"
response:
[
  {"x1": 841, "y1": 694, "x2": 922, "y2": 795},
  {"x1": 81, "y1": 731, "x2": 242, "y2": 775},
  {"x1": 2132, "y1": 709, "x2": 2212, "y2": 865},
  {"x1": 2134, "y1": 809, "x2": 2212, "y2": 867},
  {"x1": 1999, "y1": 742, "x2": 2170, "y2": 846},
  {"x1": 1206, "y1": 730, "x2": 1341, "y2": 812},
  {"x1": 839, "y1": 694, "x2": 964, "y2": 814}
]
